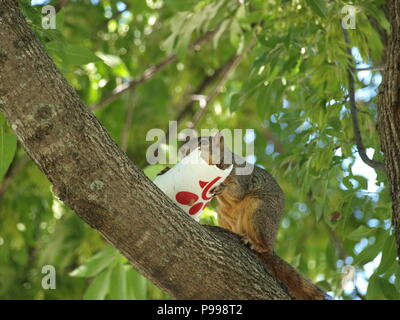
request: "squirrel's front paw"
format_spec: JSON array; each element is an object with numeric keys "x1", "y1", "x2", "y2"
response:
[{"x1": 210, "y1": 183, "x2": 226, "y2": 196}]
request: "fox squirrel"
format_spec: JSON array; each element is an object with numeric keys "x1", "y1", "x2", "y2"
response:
[{"x1": 162, "y1": 133, "x2": 327, "y2": 300}]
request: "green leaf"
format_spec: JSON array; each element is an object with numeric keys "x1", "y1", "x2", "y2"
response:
[
  {"x1": 126, "y1": 267, "x2": 147, "y2": 300},
  {"x1": 108, "y1": 261, "x2": 127, "y2": 300},
  {"x1": 328, "y1": 116, "x2": 341, "y2": 130},
  {"x1": 69, "y1": 246, "x2": 117, "y2": 277},
  {"x1": 96, "y1": 53, "x2": 130, "y2": 78},
  {"x1": 305, "y1": 0, "x2": 328, "y2": 19},
  {"x1": 366, "y1": 275, "x2": 382, "y2": 299},
  {"x1": 175, "y1": 20, "x2": 196, "y2": 61},
  {"x1": 0, "y1": 127, "x2": 17, "y2": 182},
  {"x1": 0, "y1": 113, "x2": 5, "y2": 126},
  {"x1": 56, "y1": 9, "x2": 65, "y2": 32},
  {"x1": 353, "y1": 175, "x2": 368, "y2": 190},
  {"x1": 315, "y1": 280, "x2": 331, "y2": 291},
  {"x1": 342, "y1": 176, "x2": 354, "y2": 190},
  {"x1": 256, "y1": 80, "x2": 284, "y2": 119},
  {"x1": 229, "y1": 18, "x2": 242, "y2": 47},
  {"x1": 378, "y1": 277, "x2": 399, "y2": 299},
  {"x1": 314, "y1": 202, "x2": 324, "y2": 222},
  {"x1": 367, "y1": 275, "x2": 399, "y2": 300},
  {"x1": 165, "y1": 0, "x2": 198, "y2": 12},
  {"x1": 143, "y1": 164, "x2": 167, "y2": 180},
  {"x1": 83, "y1": 268, "x2": 112, "y2": 300},
  {"x1": 353, "y1": 244, "x2": 380, "y2": 266},
  {"x1": 230, "y1": 93, "x2": 242, "y2": 112},
  {"x1": 213, "y1": 19, "x2": 229, "y2": 48},
  {"x1": 347, "y1": 226, "x2": 374, "y2": 241},
  {"x1": 46, "y1": 42, "x2": 101, "y2": 66},
  {"x1": 395, "y1": 265, "x2": 400, "y2": 292},
  {"x1": 376, "y1": 235, "x2": 397, "y2": 275}
]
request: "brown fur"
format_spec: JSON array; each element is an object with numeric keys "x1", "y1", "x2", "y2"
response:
[
  {"x1": 217, "y1": 195, "x2": 266, "y2": 250},
  {"x1": 216, "y1": 178, "x2": 326, "y2": 300}
]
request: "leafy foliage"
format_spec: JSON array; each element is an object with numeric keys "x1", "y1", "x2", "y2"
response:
[
  {"x1": 0, "y1": 0, "x2": 398, "y2": 300},
  {"x1": 0, "y1": 114, "x2": 17, "y2": 181}
]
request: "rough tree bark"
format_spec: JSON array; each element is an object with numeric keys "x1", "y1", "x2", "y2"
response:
[
  {"x1": 377, "y1": 0, "x2": 400, "y2": 259},
  {"x1": 0, "y1": 0, "x2": 294, "y2": 299}
]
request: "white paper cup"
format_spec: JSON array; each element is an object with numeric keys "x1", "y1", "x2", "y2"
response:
[{"x1": 153, "y1": 148, "x2": 232, "y2": 221}]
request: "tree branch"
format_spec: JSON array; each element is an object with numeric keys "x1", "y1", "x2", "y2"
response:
[
  {"x1": 55, "y1": 0, "x2": 69, "y2": 13},
  {"x1": 0, "y1": 0, "x2": 292, "y2": 299},
  {"x1": 262, "y1": 128, "x2": 286, "y2": 154},
  {"x1": 154, "y1": 54, "x2": 247, "y2": 159},
  {"x1": 341, "y1": 27, "x2": 386, "y2": 172},
  {"x1": 189, "y1": 38, "x2": 257, "y2": 129},
  {"x1": 353, "y1": 66, "x2": 384, "y2": 72},
  {"x1": 189, "y1": 55, "x2": 242, "y2": 129},
  {"x1": 90, "y1": 28, "x2": 219, "y2": 110},
  {"x1": 376, "y1": 0, "x2": 400, "y2": 260},
  {"x1": 165, "y1": 60, "x2": 232, "y2": 141}
]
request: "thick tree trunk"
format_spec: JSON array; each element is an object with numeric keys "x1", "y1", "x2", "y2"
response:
[
  {"x1": 377, "y1": 0, "x2": 400, "y2": 259},
  {"x1": 0, "y1": 0, "x2": 292, "y2": 299}
]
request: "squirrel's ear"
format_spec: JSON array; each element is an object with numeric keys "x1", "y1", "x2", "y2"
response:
[{"x1": 213, "y1": 132, "x2": 224, "y2": 148}]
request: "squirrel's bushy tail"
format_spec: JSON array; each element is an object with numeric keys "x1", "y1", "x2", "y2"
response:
[{"x1": 259, "y1": 251, "x2": 326, "y2": 300}]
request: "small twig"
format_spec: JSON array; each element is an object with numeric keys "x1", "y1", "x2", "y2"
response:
[
  {"x1": 55, "y1": 0, "x2": 69, "y2": 13},
  {"x1": 164, "y1": 56, "x2": 239, "y2": 142},
  {"x1": 90, "y1": 55, "x2": 175, "y2": 110},
  {"x1": 262, "y1": 128, "x2": 286, "y2": 154},
  {"x1": 157, "y1": 53, "x2": 246, "y2": 158},
  {"x1": 90, "y1": 28, "x2": 220, "y2": 110},
  {"x1": 353, "y1": 66, "x2": 384, "y2": 72},
  {"x1": 341, "y1": 27, "x2": 386, "y2": 172},
  {"x1": 176, "y1": 68, "x2": 229, "y2": 124},
  {"x1": 325, "y1": 224, "x2": 347, "y2": 260},
  {"x1": 189, "y1": 57, "x2": 240, "y2": 129},
  {"x1": 190, "y1": 38, "x2": 257, "y2": 129},
  {"x1": 108, "y1": 2, "x2": 130, "y2": 21}
]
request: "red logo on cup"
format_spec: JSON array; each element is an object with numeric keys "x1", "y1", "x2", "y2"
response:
[{"x1": 175, "y1": 177, "x2": 222, "y2": 215}]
